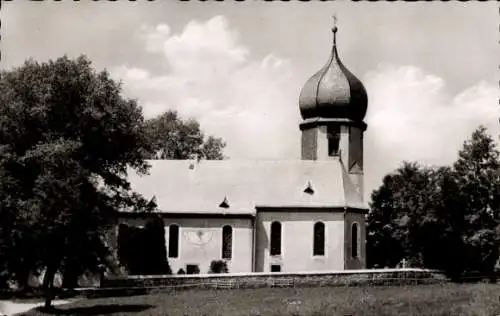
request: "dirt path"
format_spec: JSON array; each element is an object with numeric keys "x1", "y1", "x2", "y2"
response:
[{"x1": 0, "y1": 299, "x2": 75, "y2": 316}]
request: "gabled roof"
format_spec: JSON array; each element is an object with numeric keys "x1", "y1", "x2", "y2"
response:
[{"x1": 125, "y1": 159, "x2": 367, "y2": 216}]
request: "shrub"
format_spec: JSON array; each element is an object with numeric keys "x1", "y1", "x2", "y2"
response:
[
  {"x1": 143, "y1": 215, "x2": 172, "y2": 275},
  {"x1": 187, "y1": 265, "x2": 200, "y2": 275},
  {"x1": 209, "y1": 260, "x2": 229, "y2": 274},
  {"x1": 118, "y1": 217, "x2": 172, "y2": 276},
  {"x1": 177, "y1": 269, "x2": 186, "y2": 275}
]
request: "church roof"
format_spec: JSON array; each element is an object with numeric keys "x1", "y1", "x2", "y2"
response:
[
  {"x1": 124, "y1": 159, "x2": 367, "y2": 216},
  {"x1": 298, "y1": 24, "x2": 368, "y2": 122}
]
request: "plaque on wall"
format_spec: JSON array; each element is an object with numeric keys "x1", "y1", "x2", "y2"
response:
[{"x1": 182, "y1": 229, "x2": 214, "y2": 246}]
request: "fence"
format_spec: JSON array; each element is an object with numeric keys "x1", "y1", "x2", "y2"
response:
[
  {"x1": 93, "y1": 268, "x2": 448, "y2": 297},
  {"x1": 2, "y1": 269, "x2": 496, "y2": 301}
]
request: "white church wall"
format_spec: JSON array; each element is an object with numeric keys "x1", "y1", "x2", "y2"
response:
[
  {"x1": 164, "y1": 217, "x2": 254, "y2": 274},
  {"x1": 118, "y1": 216, "x2": 254, "y2": 274},
  {"x1": 316, "y1": 125, "x2": 329, "y2": 159},
  {"x1": 255, "y1": 210, "x2": 344, "y2": 273},
  {"x1": 339, "y1": 125, "x2": 351, "y2": 167}
]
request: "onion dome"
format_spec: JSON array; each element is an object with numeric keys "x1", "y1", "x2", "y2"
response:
[{"x1": 299, "y1": 22, "x2": 368, "y2": 122}]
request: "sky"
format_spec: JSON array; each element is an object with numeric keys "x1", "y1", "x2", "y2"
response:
[{"x1": 2, "y1": 1, "x2": 499, "y2": 201}]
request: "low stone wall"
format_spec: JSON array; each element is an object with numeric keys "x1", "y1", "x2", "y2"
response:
[{"x1": 101, "y1": 268, "x2": 447, "y2": 293}]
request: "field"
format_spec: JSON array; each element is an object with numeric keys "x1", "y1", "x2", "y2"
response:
[{"x1": 20, "y1": 283, "x2": 500, "y2": 316}]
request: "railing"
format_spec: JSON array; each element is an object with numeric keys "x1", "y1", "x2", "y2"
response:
[
  {"x1": 98, "y1": 268, "x2": 448, "y2": 297},
  {"x1": 1, "y1": 270, "x2": 497, "y2": 300}
]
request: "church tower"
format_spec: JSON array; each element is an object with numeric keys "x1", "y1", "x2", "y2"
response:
[{"x1": 298, "y1": 21, "x2": 368, "y2": 200}]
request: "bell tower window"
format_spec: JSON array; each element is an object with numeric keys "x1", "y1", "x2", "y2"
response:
[
  {"x1": 351, "y1": 222, "x2": 359, "y2": 259},
  {"x1": 327, "y1": 125, "x2": 340, "y2": 157}
]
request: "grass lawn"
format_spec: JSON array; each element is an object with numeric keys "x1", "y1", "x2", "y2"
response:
[{"x1": 20, "y1": 283, "x2": 500, "y2": 316}]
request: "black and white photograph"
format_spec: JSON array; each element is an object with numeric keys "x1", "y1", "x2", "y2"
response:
[{"x1": 0, "y1": 1, "x2": 499, "y2": 315}]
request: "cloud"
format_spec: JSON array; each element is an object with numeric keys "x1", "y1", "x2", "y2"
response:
[
  {"x1": 112, "y1": 15, "x2": 302, "y2": 160},
  {"x1": 112, "y1": 16, "x2": 499, "y2": 201},
  {"x1": 363, "y1": 64, "x2": 499, "y2": 200},
  {"x1": 139, "y1": 24, "x2": 171, "y2": 53},
  {"x1": 160, "y1": 16, "x2": 249, "y2": 72}
]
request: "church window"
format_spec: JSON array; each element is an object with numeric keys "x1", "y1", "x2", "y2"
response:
[
  {"x1": 168, "y1": 224, "x2": 179, "y2": 258},
  {"x1": 327, "y1": 125, "x2": 341, "y2": 156},
  {"x1": 222, "y1": 225, "x2": 233, "y2": 260},
  {"x1": 270, "y1": 264, "x2": 281, "y2": 272},
  {"x1": 313, "y1": 222, "x2": 325, "y2": 256},
  {"x1": 270, "y1": 221, "x2": 282, "y2": 256},
  {"x1": 351, "y1": 222, "x2": 359, "y2": 258}
]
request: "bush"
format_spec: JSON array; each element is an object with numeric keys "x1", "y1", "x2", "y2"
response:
[
  {"x1": 143, "y1": 215, "x2": 172, "y2": 275},
  {"x1": 177, "y1": 269, "x2": 185, "y2": 275},
  {"x1": 188, "y1": 265, "x2": 200, "y2": 275},
  {"x1": 209, "y1": 260, "x2": 229, "y2": 274},
  {"x1": 118, "y1": 217, "x2": 172, "y2": 276}
]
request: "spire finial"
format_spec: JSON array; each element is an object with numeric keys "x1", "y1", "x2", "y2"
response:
[{"x1": 331, "y1": 14, "x2": 338, "y2": 47}]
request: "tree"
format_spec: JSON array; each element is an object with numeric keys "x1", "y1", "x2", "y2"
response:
[
  {"x1": 414, "y1": 166, "x2": 465, "y2": 278},
  {"x1": 367, "y1": 126, "x2": 500, "y2": 279},
  {"x1": 452, "y1": 126, "x2": 500, "y2": 277},
  {"x1": 117, "y1": 224, "x2": 132, "y2": 274},
  {"x1": 117, "y1": 215, "x2": 171, "y2": 276},
  {"x1": 144, "y1": 110, "x2": 226, "y2": 160},
  {"x1": 142, "y1": 215, "x2": 171, "y2": 275},
  {"x1": 119, "y1": 225, "x2": 145, "y2": 275},
  {"x1": 118, "y1": 216, "x2": 172, "y2": 276},
  {"x1": 0, "y1": 56, "x2": 155, "y2": 309},
  {"x1": 366, "y1": 162, "x2": 433, "y2": 268}
]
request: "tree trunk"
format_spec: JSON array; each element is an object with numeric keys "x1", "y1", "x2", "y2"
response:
[{"x1": 42, "y1": 265, "x2": 57, "y2": 310}]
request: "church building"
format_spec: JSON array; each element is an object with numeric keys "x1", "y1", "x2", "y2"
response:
[{"x1": 117, "y1": 23, "x2": 369, "y2": 274}]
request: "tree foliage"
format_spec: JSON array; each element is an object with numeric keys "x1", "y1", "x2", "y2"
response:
[
  {"x1": 144, "y1": 110, "x2": 226, "y2": 160},
  {"x1": 0, "y1": 56, "x2": 155, "y2": 308},
  {"x1": 367, "y1": 127, "x2": 500, "y2": 279},
  {"x1": 452, "y1": 127, "x2": 500, "y2": 276},
  {"x1": 117, "y1": 216, "x2": 171, "y2": 276}
]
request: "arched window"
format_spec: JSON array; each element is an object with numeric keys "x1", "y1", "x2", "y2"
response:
[
  {"x1": 222, "y1": 225, "x2": 233, "y2": 259},
  {"x1": 168, "y1": 224, "x2": 179, "y2": 258},
  {"x1": 270, "y1": 221, "x2": 282, "y2": 256},
  {"x1": 313, "y1": 222, "x2": 325, "y2": 256},
  {"x1": 327, "y1": 125, "x2": 341, "y2": 156},
  {"x1": 351, "y1": 222, "x2": 359, "y2": 258}
]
